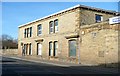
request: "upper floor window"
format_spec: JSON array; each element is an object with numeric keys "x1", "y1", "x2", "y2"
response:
[
  {"x1": 54, "y1": 19, "x2": 58, "y2": 33},
  {"x1": 95, "y1": 14, "x2": 103, "y2": 22},
  {"x1": 24, "y1": 29, "x2": 26, "y2": 38},
  {"x1": 26, "y1": 28, "x2": 29, "y2": 38},
  {"x1": 30, "y1": 27, "x2": 32, "y2": 37},
  {"x1": 49, "y1": 21, "x2": 54, "y2": 34},
  {"x1": 37, "y1": 24, "x2": 42, "y2": 36},
  {"x1": 24, "y1": 27, "x2": 32, "y2": 38},
  {"x1": 49, "y1": 19, "x2": 58, "y2": 34}
]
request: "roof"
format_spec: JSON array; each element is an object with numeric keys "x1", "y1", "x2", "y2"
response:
[{"x1": 18, "y1": 4, "x2": 120, "y2": 28}]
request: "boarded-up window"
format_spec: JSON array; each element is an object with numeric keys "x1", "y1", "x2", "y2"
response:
[
  {"x1": 98, "y1": 51, "x2": 104, "y2": 57},
  {"x1": 69, "y1": 40, "x2": 76, "y2": 57}
]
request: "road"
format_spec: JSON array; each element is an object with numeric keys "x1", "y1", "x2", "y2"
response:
[{"x1": 1, "y1": 57, "x2": 119, "y2": 76}]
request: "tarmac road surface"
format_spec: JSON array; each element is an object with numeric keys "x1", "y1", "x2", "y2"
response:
[{"x1": 1, "y1": 56, "x2": 118, "y2": 76}]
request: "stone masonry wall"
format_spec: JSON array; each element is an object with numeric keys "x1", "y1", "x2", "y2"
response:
[
  {"x1": 80, "y1": 22, "x2": 119, "y2": 65},
  {"x1": 80, "y1": 8, "x2": 115, "y2": 26},
  {"x1": 0, "y1": 49, "x2": 18, "y2": 55},
  {"x1": 18, "y1": 8, "x2": 79, "y2": 61},
  {"x1": 18, "y1": 6, "x2": 118, "y2": 65}
]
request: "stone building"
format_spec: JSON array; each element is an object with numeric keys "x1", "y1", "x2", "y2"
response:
[{"x1": 18, "y1": 5, "x2": 120, "y2": 65}]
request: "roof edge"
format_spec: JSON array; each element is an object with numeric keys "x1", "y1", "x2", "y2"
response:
[
  {"x1": 18, "y1": 4, "x2": 119, "y2": 28},
  {"x1": 18, "y1": 4, "x2": 80, "y2": 28}
]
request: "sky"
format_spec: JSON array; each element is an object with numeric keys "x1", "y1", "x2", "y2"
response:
[{"x1": 2, "y1": 2, "x2": 119, "y2": 39}]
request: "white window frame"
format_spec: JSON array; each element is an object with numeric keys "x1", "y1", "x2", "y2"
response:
[
  {"x1": 54, "y1": 41, "x2": 58, "y2": 57},
  {"x1": 38, "y1": 24, "x2": 42, "y2": 36},
  {"x1": 49, "y1": 42, "x2": 53, "y2": 56},
  {"x1": 30, "y1": 27, "x2": 32, "y2": 37},
  {"x1": 54, "y1": 19, "x2": 58, "y2": 33},
  {"x1": 49, "y1": 21, "x2": 54, "y2": 34},
  {"x1": 95, "y1": 14, "x2": 103, "y2": 23}
]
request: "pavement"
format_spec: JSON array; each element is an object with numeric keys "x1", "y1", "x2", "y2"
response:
[{"x1": 2, "y1": 55, "x2": 83, "y2": 67}]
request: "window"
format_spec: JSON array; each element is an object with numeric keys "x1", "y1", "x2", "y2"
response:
[
  {"x1": 49, "y1": 19, "x2": 58, "y2": 34},
  {"x1": 24, "y1": 27, "x2": 32, "y2": 38},
  {"x1": 23, "y1": 44, "x2": 27, "y2": 55},
  {"x1": 54, "y1": 19, "x2": 58, "y2": 33},
  {"x1": 26, "y1": 44, "x2": 28, "y2": 55},
  {"x1": 24, "y1": 29, "x2": 26, "y2": 38},
  {"x1": 49, "y1": 21, "x2": 54, "y2": 34},
  {"x1": 95, "y1": 14, "x2": 103, "y2": 22},
  {"x1": 26, "y1": 28, "x2": 29, "y2": 38},
  {"x1": 53, "y1": 41, "x2": 58, "y2": 56},
  {"x1": 37, "y1": 24, "x2": 42, "y2": 36},
  {"x1": 49, "y1": 42, "x2": 53, "y2": 56},
  {"x1": 30, "y1": 27, "x2": 32, "y2": 37},
  {"x1": 29, "y1": 43, "x2": 32, "y2": 55},
  {"x1": 69, "y1": 40, "x2": 76, "y2": 57},
  {"x1": 37, "y1": 43, "x2": 42, "y2": 55}
]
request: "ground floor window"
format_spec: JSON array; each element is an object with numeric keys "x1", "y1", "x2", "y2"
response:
[
  {"x1": 49, "y1": 41, "x2": 58, "y2": 57},
  {"x1": 69, "y1": 40, "x2": 76, "y2": 57},
  {"x1": 49, "y1": 42, "x2": 53, "y2": 56},
  {"x1": 53, "y1": 41, "x2": 58, "y2": 57},
  {"x1": 22, "y1": 44, "x2": 26, "y2": 55},
  {"x1": 29, "y1": 43, "x2": 32, "y2": 55},
  {"x1": 37, "y1": 43, "x2": 42, "y2": 55},
  {"x1": 22, "y1": 43, "x2": 32, "y2": 56}
]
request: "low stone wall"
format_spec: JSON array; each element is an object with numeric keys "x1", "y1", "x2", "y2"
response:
[{"x1": 0, "y1": 49, "x2": 18, "y2": 55}]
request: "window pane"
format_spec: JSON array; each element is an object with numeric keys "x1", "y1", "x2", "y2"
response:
[
  {"x1": 50, "y1": 28, "x2": 53, "y2": 32},
  {"x1": 29, "y1": 43, "x2": 32, "y2": 55},
  {"x1": 38, "y1": 25, "x2": 41, "y2": 29},
  {"x1": 27, "y1": 28, "x2": 29, "y2": 37},
  {"x1": 38, "y1": 31, "x2": 41, "y2": 35},
  {"x1": 38, "y1": 24, "x2": 42, "y2": 35},
  {"x1": 49, "y1": 42, "x2": 52, "y2": 56},
  {"x1": 54, "y1": 20, "x2": 58, "y2": 32},
  {"x1": 69, "y1": 40, "x2": 76, "y2": 57},
  {"x1": 55, "y1": 26, "x2": 58, "y2": 32},
  {"x1": 54, "y1": 41, "x2": 58, "y2": 56},
  {"x1": 49, "y1": 21, "x2": 54, "y2": 33},
  {"x1": 30, "y1": 27, "x2": 32, "y2": 37},
  {"x1": 50, "y1": 42, "x2": 52, "y2": 50},
  {"x1": 24, "y1": 44, "x2": 27, "y2": 55},
  {"x1": 96, "y1": 15, "x2": 102, "y2": 22},
  {"x1": 24, "y1": 29, "x2": 26, "y2": 38}
]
